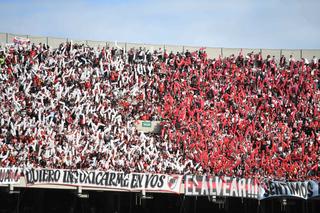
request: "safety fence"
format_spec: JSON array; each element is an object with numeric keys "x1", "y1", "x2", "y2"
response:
[{"x1": 1, "y1": 32, "x2": 320, "y2": 60}]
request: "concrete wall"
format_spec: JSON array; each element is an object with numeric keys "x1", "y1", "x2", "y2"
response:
[
  {"x1": 47, "y1": 37, "x2": 66, "y2": 48},
  {"x1": 87, "y1": 40, "x2": 107, "y2": 48},
  {"x1": 302, "y1": 49, "x2": 320, "y2": 60},
  {"x1": 0, "y1": 33, "x2": 6, "y2": 43},
  {"x1": 1, "y1": 32, "x2": 320, "y2": 60},
  {"x1": 184, "y1": 45, "x2": 201, "y2": 53},
  {"x1": 108, "y1": 41, "x2": 126, "y2": 49},
  {"x1": 206, "y1": 47, "x2": 222, "y2": 59},
  {"x1": 165, "y1": 44, "x2": 183, "y2": 54},
  {"x1": 261, "y1": 49, "x2": 281, "y2": 59},
  {"x1": 281, "y1": 49, "x2": 302, "y2": 59},
  {"x1": 29, "y1": 35, "x2": 47, "y2": 45}
]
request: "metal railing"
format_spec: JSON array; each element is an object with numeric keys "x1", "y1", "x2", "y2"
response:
[{"x1": 1, "y1": 32, "x2": 320, "y2": 59}]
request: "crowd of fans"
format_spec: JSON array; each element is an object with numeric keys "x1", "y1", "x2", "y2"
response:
[{"x1": 0, "y1": 40, "x2": 319, "y2": 181}]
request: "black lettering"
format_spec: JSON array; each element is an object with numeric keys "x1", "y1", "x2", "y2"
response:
[
  {"x1": 33, "y1": 169, "x2": 39, "y2": 182},
  {"x1": 301, "y1": 183, "x2": 307, "y2": 198},
  {"x1": 103, "y1": 172, "x2": 109, "y2": 186},
  {"x1": 63, "y1": 171, "x2": 69, "y2": 183},
  {"x1": 87, "y1": 172, "x2": 95, "y2": 184},
  {"x1": 69, "y1": 171, "x2": 77, "y2": 184},
  {"x1": 145, "y1": 174, "x2": 151, "y2": 188},
  {"x1": 69, "y1": 171, "x2": 74, "y2": 183},
  {"x1": 270, "y1": 182, "x2": 275, "y2": 195},
  {"x1": 150, "y1": 175, "x2": 158, "y2": 188},
  {"x1": 54, "y1": 170, "x2": 60, "y2": 182},
  {"x1": 123, "y1": 174, "x2": 129, "y2": 187},
  {"x1": 79, "y1": 171, "x2": 86, "y2": 183},
  {"x1": 92, "y1": 172, "x2": 97, "y2": 184},
  {"x1": 42, "y1": 169, "x2": 47, "y2": 182},
  {"x1": 48, "y1": 170, "x2": 53, "y2": 182},
  {"x1": 287, "y1": 182, "x2": 294, "y2": 194},
  {"x1": 109, "y1": 172, "x2": 116, "y2": 186},
  {"x1": 116, "y1": 173, "x2": 124, "y2": 187},
  {"x1": 131, "y1": 174, "x2": 139, "y2": 188},
  {"x1": 74, "y1": 171, "x2": 79, "y2": 183},
  {"x1": 279, "y1": 182, "x2": 289, "y2": 195},
  {"x1": 274, "y1": 183, "x2": 283, "y2": 195},
  {"x1": 263, "y1": 182, "x2": 270, "y2": 197},
  {"x1": 83, "y1": 171, "x2": 92, "y2": 184},
  {"x1": 157, "y1": 175, "x2": 165, "y2": 187},
  {"x1": 291, "y1": 182, "x2": 301, "y2": 196},
  {"x1": 25, "y1": 169, "x2": 34, "y2": 183},
  {"x1": 95, "y1": 172, "x2": 103, "y2": 185},
  {"x1": 307, "y1": 181, "x2": 313, "y2": 197},
  {"x1": 136, "y1": 174, "x2": 143, "y2": 188}
]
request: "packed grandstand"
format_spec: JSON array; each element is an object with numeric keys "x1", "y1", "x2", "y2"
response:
[{"x1": 0, "y1": 40, "x2": 319, "y2": 183}]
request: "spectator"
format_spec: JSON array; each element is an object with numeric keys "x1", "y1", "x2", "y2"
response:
[{"x1": 0, "y1": 41, "x2": 319, "y2": 182}]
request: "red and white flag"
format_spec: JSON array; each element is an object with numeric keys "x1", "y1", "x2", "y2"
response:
[{"x1": 13, "y1": 36, "x2": 30, "y2": 45}]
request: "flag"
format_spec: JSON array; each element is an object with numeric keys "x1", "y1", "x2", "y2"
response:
[{"x1": 13, "y1": 36, "x2": 30, "y2": 45}]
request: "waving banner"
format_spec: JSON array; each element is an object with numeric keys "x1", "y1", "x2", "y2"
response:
[
  {"x1": 2, "y1": 167, "x2": 320, "y2": 198},
  {"x1": 184, "y1": 175, "x2": 259, "y2": 198},
  {"x1": 0, "y1": 168, "x2": 21, "y2": 184},
  {"x1": 258, "y1": 180, "x2": 320, "y2": 200},
  {"x1": 185, "y1": 175, "x2": 320, "y2": 200},
  {"x1": 24, "y1": 168, "x2": 182, "y2": 193},
  {"x1": 13, "y1": 36, "x2": 30, "y2": 45}
]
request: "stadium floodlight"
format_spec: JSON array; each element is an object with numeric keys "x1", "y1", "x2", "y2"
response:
[
  {"x1": 76, "y1": 186, "x2": 89, "y2": 199},
  {"x1": 209, "y1": 196, "x2": 225, "y2": 204},
  {"x1": 282, "y1": 198, "x2": 287, "y2": 206},
  {"x1": 209, "y1": 196, "x2": 226, "y2": 209},
  {"x1": 7, "y1": 184, "x2": 20, "y2": 194},
  {"x1": 216, "y1": 197, "x2": 226, "y2": 204},
  {"x1": 135, "y1": 190, "x2": 153, "y2": 206},
  {"x1": 208, "y1": 195, "x2": 216, "y2": 202},
  {"x1": 140, "y1": 189, "x2": 153, "y2": 200},
  {"x1": 77, "y1": 193, "x2": 89, "y2": 199},
  {"x1": 281, "y1": 198, "x2": 287, "y2": 211}
]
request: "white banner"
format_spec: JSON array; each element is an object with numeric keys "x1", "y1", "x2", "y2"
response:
[
  {"x1": 258, "y1": 180, "x2": 320, "y2": 200},
  {"x1": 24, "y1": 169, "x2": 182, "y2": 193},
  {"x1": 185, "y1": 175, "x2": 259, "y2": 198},
  {"x1": 0, "y1": 168, "x2": 21, "y2": 184},
  {"x1": 13, "y1": 36, "x2": 30, "y2": 45}
]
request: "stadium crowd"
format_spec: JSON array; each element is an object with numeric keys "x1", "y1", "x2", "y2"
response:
[{"x1": 0, "y1": 40, "x2": 319, "y2": 181}]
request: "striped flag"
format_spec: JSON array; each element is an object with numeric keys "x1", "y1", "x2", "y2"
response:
[{"x1": 13, "y1": 36, "x2": 30, "y2": 45}]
